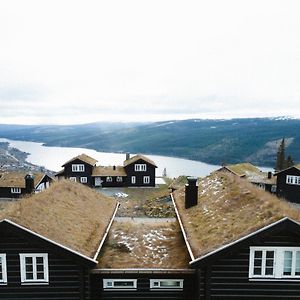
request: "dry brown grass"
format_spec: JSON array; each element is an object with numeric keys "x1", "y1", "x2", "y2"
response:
[
  {"x1": 97, "y1": 219, "x2": 190, "y2": 269},
  {"x1": 0, "y1": 180, "x2": 117, "y2": 258},
  {"x1": 173, "y1": 172, "x2": 300, "y2": 259}
]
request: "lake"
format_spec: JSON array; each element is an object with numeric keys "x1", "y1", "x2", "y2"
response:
[{"x1": 0, "y1": 138, "x2": 222, "y2": 178}]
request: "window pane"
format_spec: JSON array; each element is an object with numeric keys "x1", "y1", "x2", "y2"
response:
[
  {"x1": 160, "y1": 280, "x2": 181, "y2": 287},
  {"x1": 114, "y1": 281, "x2": 134, "y2": 287},
  {"x1": 284, "y1": 251, "x2": 293, "y2": 275},
  {"x1": 26, "y1": 272, "x2": 34, "y2": 280},
  {"x1": 25, "y1": 257, "x2": 33, "y2": 265},
  {"x1": 254, "y1": 251, "x2": 262, "y2": 259},
  {"x1": 0, "y1": 257, "x2": 2, "y2": 280},
  {"x1": 36, "y1": 257, "x2": 44, "y2": 264},
  {"x1": 296, "y1": 251, "x2": 300, "y2": 275},
  {"x1": 37, "y1": 272, "x2": 45, "y2": 280}
]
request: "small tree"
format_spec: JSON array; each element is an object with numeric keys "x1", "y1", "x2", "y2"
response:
[
  {"x1": 275, "y1": 138, "x2": 286, "y2": 171},
  {"x1": 275, "y1": 138, "x2": 294, "y2": 171}
]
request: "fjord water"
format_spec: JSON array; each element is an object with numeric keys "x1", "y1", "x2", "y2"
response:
[{"x1": 0, "y1": 138, "x2": 221, "y2": 178}]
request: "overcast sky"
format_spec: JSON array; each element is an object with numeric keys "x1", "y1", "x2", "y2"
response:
[{"x1": 0, "y1": 0, "x2": 300, "y2": 124}]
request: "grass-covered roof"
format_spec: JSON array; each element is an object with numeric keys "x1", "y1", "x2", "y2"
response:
[
  {"x1": 173, "y1": 172, "x2": 300, "y2": 260},
  {"x1": 0, "y1": 180, "x2": 117, "y2": 258}
]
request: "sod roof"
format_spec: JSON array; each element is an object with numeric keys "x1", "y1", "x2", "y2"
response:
[
  {"x1": 97, "y1": 218, "x2": 190, "y2": 269},
  {"x1": 218, "y1": 163, "x2": 276, "y2": 184},
  {"x1": 274, "y1": 163, "x2": 300, "y2": 175},
  {"x1": 172, "y1": 172, "x2": 300, "y2": 260},
  {"x1": 0, "y1": 172, "x2": 47, "y2": 188},
  {"x1": 0, "y1": 180, "x2": 117, "y2": 258},
  {"x1": 62, "y1": 153, "x2": 98, "y2": 167},
  {"x1": 92, "y1": 166, "x2": 127, "y2": 177},
  {"x1": 124, "y1": 154, "x2": 157, "y2": 167}
]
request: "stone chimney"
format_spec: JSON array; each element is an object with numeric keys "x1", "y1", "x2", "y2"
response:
[
  {"x1": 113, "y1": 165, "x2": 116, "y2": 170},
  {"x1": 126, "y1": 153, "x2": 130, "y2": 160},
  {"x1": 185, "y1": 176, "x2": 198, "y2": 209},
  {"x1": 24, "y1": 173, "x2": 35, "y2": 194},
  {"x1": 268, "y1": 171, "x2": 272, "y2": 179}
]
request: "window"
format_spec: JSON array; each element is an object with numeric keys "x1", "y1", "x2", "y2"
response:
[
  {"x1": 20, "y1": 254, "x2": 49, "y2": 284},
  {"x1": 106, "y1": 176, "x2": 112, "y2": 182},
  {"x1": 271, "y1": 185, "x2": 277, "y2": 193},
  {"x1": 0, "y1": 254, "x2": 7, "y2": 284},
  {"x1": 103, "y1": 279, "x2": 137, "y2": 290},
  {"x1": 286, "y1": 175, "x2": 300, "y2": 185},
  {"x1": 249, "y1": 247, "x2": 300, "y2": 279},
  {"x1": 72, "y1": 164, "x2": 85, "y2": 172},
  {"x1": 116, "y1": 176, "x2": 123, "y2": 182},
  {"x1": 150, "y1": 279, "x2": 183, "y2": 290},
  {"x1": 131, "y1": 176, "x2": 136, "y2": 184},
  {"x1": 11, "y1": 187, "x2": 21, "y2": 194},
  {"x1": 69, "y1": 177, "x2": 77, "y2": 182},
  {"x1": 143, "y1": 176, "x2": 150, "y2": 184},
  {"x1": 80, "y1": 177, "x2": 87, "y2": 183},
  {"x1": 134, "y1": 164, "x2": 147, "y2": 171}
]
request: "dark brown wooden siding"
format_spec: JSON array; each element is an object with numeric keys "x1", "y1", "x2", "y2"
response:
[
  {"x1": 276, "y1": 167, "x2": 300, "y2": 203},
  {"x1": 124, "y1": 159, "x2": 156, "y2": 187},
  {"x1": 90, "y1": 272, "x2": 197, "y2": 300},
  {"x1": 0, "y1": 187, "x2": 26, "y2": 199},
  {"x1": 197, "y1": 228, "x2": 300, "y2": 300},
  {"x1": 0, "y1": 222, "x2": 91, "y2": 300},
  {"x1": 62, "y1": 159, "x2": 94, "y2": 187}
]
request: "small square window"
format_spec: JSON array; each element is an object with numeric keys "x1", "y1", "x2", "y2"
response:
[
  {"x1": 80, "y1": 177, "x2": 87, "y2": 183},
  {"x1": 11, "y1": 187, "x2": 21, "y2": 194}
]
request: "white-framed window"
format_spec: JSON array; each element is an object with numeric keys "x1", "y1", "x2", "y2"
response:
[
  {"x1": 106, "y1": 176, "x2": 113, "y2": 182},
  {"x1": 134, "y1": 164, "x2": 147, "y2": 171},
  {"x1": 150, "y1": 279, "x2": 183, "y2": 290},
  {"x1": 103, "y1": 279, "x2": 137, "y2": 290},
  {"x1": 20, "y1": 254, "x2": 49, "y2": 284},
  {"x1": 143, "y1": 176, "x2": 150, "y2": 184},
  {"x1": 80, "y1": 177, "x2": 87, "y2": 183},
  {"x1": 72, "y1": 164, "x2": 85, "y2": 172},
  {"x1": 0, "y1": 254, "x2": 7, "y2": 284},
  {"x1": 131, "y1": 176, "x2": 136, "y2": 184},
  {"x1": 11, "y1": 187, "x2": 21, "y2": 194},
  {"x1": 249, "y1": 247, "x2": 300, "y2": 279},
  {"x1": 271, "y1": 185, "x2": 277, "y2": 193},
  {"x1": 69, "y1": 177, "x2": 77, "y2": 182},
  {"x1": 116, "y1": 176, "x2": 123, "y2": 182},
  {"x1": 286, "y1": 175, "x2": 300, "y2": 185}
]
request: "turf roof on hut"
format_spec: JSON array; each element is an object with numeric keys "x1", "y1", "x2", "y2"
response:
[
  {"x1": 172, "y1": 172, "x2": 300, "y2": 260},
  {"x1": 0, "y1": 180, "x2": 117, "y2": 258}
]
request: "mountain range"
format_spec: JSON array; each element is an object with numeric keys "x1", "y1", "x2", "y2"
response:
[{"x1": 0, "y1": 118, "x2": 299, "y2": 167}]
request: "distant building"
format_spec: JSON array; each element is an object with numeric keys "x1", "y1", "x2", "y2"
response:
[
  {"x1": 56, "y1": 153, "x2": 157, "y2": 187},
  {"x1": 275, "y1": 163, "x2": 300, "y2": 203},
  {"x1": 0, "y1": 172, "x2": 53, "y2": 199},
  {"x1": 217, "y1": 162, "x2": 277, "y2": 193}
]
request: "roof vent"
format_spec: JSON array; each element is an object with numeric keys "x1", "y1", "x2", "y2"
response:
[
  {"x1": 24, "y1": 173, "x2": 35, "y2": 194},
  {"x1": 185, "y1": 176, "x2": 198, "y2": 209},
  {"x1": 268, "y1": 171, "x2": 272, "y2": 179},
  {"x1": 113, "y1": 165, "x2": 116, "y2": 170}
]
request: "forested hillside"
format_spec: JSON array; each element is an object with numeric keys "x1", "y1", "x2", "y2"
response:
[{"x1": 0, "y1": 118, "x2": 299, "y2": 167}]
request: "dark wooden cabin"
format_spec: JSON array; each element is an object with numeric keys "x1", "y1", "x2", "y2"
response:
[
  {"x1": 0, "y1": 180, "x2": 118, "y2": 300},
  {"x1": 55, "y1": 154, "x2": 98, "y2": 187},
  {"x1": 191, "y1": 218, "x2": 300, "y2": 300},
  {"x1": 123, "y1": 155, "x2": 157, "y2": 187},
  {"x1": 275, "y1": 164, "x2": 300, "y2": 203},
  {"x1": 172, "y1": 171, "x2": 300, "y2": 300},
  {"x1": 92, "y1": 166, "x2": 127, "y2": 188},
  {"x1": 0, "y1": 172, "x2": 53, "y2": 199}
]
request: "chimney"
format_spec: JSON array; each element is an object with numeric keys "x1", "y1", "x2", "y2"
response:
[
  {"x1": 24, "y1": 173, "x2": 35, "y2": 194},
  {"x1": 268, "y1": 171, "x2": 272, "y2": 179},
  {"x1": 113, "y1": 165, "x2": 116, "y2": 170},
  {"x1": 185, "y1": 176, "x2": 198, "y2": 209},
  {"x1": 126, "y1": 153, "x2": 130, "y2": 160}
]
